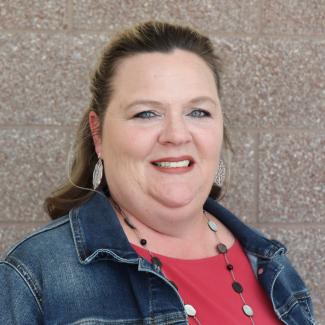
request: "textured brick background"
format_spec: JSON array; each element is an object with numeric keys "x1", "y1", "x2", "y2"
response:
[{"x1": 0, "y1": 0, "x2": 324, "y2": 322}]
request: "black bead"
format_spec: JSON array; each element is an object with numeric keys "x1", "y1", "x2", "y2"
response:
[
  {"x1": 232, "y1": 281, "x2": 243, "y2": 293},
  {"x1": 124, "y1": 218, "x2": 136, "y2": 229},
  {"x1": 140, "y1": 238, "x2": 147, "y2": 246},
  {"x1": 216, "y1": 243, "x2": 227, "y2": 254},
  {"x1": 151, "y1": 256, "x2": 162, "y2": 268},
  {"x1": 226, "y1": 264, "x2": 233, "y2": 271}
]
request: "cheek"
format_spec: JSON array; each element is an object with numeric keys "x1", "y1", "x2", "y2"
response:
[
  {"x1": 102, "y1": 125, "x2": 157, "y2": 167},
  {"x1": 197, "y1": 127, "x2": 223, "y2": 157}
]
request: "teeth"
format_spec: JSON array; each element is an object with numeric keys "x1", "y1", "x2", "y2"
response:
[{"x1": 153, "y1": 160, "x2": 190, "y2": 168}]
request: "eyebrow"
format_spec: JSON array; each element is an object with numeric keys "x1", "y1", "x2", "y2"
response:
[{"x1": 124, "y1": 96, "x2": 217, "y2": 110}]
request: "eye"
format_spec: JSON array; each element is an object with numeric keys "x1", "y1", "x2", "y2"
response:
[
  {"x1": 188, "y1": 109, "x2": 211, "y2": 118},
  {"x1": 133, "y1": 111, "x2": 158, "y2": 119}
]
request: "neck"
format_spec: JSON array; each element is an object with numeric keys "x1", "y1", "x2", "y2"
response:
[
  {"x1": 110, "y1": 197, "x2": 223, "y2": 259},
  {"x1": 111, "y1": 195, "x2": 206, "y2": 233}
]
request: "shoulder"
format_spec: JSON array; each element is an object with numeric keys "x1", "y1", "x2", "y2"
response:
[
  {"x1": 1, "y1": 214, "x2": 73, "y2": 266},
  {"x1": 0, "y1": 215, "x2": 73, "y2": 320},
  {"x1": 204, "y1": 198, "x2": 287, "y2": 257}
]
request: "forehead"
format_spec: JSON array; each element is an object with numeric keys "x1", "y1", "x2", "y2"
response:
[{"x1": 111, "y1": 49, "x2": 218, "y2": 101}]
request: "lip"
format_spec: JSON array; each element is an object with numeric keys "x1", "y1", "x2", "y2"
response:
[
  {"x1": 150, "y1": 155, "x2": 195, "y2": 174},
  {"x1": 151, "y1": 155, "x2": 195, "y2": 163}
]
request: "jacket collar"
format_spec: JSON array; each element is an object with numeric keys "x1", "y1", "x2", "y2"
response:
[
  {"x1": 69, "y1": 191, "x2": 139, "y2": 264},
  {"x1": 203, "y1": 198, "x2": 286, "y2": 258},
  {"x1": 69, "y1": 191, "x2": 286, "y2": 264}
]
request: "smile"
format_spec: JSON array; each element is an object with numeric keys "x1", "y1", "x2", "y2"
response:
[
  {"x1": 152, "y1": 160, "x2": 191, "y2": 168},
  {"x1": 150, "y1": 156, "x2": 195, "y2": 173}
]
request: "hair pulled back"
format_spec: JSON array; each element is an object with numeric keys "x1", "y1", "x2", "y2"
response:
[{"x1": 45, "y1": 21, "x2": 231, "y2": 219}]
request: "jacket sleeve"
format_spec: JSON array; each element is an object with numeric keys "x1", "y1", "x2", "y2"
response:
[{"x1": 0, "y1": 261, "x2": 43, "y2": 324}]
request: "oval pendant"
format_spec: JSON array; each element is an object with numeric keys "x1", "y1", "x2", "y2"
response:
[
  {"x1": 184, "y1": 304, "x2": 196, "y2": 317},
  {"x1": 232, "y1": 281, "x2": 243, "y2": 293},
  {"x1": 216, "y1": 243, "x2": 227, "y2": 254},
  {"x1": 208, "y1": 220, "x2": 218, "y2": 232},
  {"x1": 243, "y1": 304, "x2": 254, "y2": 317}
]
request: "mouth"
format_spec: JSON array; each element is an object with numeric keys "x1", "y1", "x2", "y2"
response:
[
  {"x1": 152, "y1": 160, "x2": 192, "y2": 168},
  {"x1": 151, "y1": 156, "x2": 195, "y2": 171}
]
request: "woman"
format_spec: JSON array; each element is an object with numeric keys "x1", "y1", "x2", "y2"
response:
[{"x1": 0, "y1": 21, "x2": 315, "y2": 325}]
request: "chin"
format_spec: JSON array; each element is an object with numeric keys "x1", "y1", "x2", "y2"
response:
[
  {"x1": 149, "y1": 181, "x2": 206, "y2": 208},
  {"x1": 154, "y1": 190, "x2": 199, "y2": 209}
]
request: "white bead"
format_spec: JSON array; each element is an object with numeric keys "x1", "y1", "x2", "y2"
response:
[
  {"x1": 185, "y1": 304, "x2": 196, "y2": 316},
  {"x1": 243, "y1": 304, "x2": 254, "y2": 317},
  {"x1": 208, "y1": 220, "x2": 217, "y2": 232}
]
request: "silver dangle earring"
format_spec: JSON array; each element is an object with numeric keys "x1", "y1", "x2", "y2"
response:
[
  {"x1": 214, "y1": 159, "x2": 226, "y2": 187},
  {"x1": 92, "y1": 154, "x2": 103, "y2": 189}
]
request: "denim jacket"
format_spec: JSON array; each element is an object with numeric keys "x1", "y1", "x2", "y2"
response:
[{"x1": 0, "y1": 191, "x2": 315, "y2": 325}]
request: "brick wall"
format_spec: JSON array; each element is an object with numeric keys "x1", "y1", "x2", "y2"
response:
[{"x1": 0, "y1": 0, "x2": 324, "y2": 321}]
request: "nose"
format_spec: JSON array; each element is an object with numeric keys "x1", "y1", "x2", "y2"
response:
[{"x1": 158, "y1": 113, "x2": 192, "y2": 145}]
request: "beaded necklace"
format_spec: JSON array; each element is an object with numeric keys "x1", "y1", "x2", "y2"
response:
[{"x1": 112, "y1": 201, "x2": 255, "y2": 325}]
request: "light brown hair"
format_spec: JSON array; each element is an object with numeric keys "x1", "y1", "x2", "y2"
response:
[{"x1": 45, "y1": 21, "x2": 232, "y2": 219}]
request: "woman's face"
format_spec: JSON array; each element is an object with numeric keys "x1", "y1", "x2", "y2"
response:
[{"x1": 94, "y1": 49, "x2": 223, "y2": 213}]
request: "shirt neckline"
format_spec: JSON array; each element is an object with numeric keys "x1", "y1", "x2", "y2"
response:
[{"x1": 131, "y1": 239, "x2": 238, "y2": 265}]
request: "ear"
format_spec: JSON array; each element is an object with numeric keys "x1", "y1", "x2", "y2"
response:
[{"x1": 89, "y1": 110, "x2": 102, "y2": 157}]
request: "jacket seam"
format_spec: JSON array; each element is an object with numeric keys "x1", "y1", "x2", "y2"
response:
[
  {"x1": 72, "y1": 313, "x2": 185, "y2": 325},
  {"x1": 279, "y1": 292, "x2": 312, "y2": 318},
  {"x1": 148, "y1": 270, "x2": 154, "y2": 318},
  {"x1": 244, "y1": 245, "x2": 286, "y2": 260},
  {"x1": 269, "y1": 261, "x2": 284, "y2": 319},
  {"x1": 303, "y1": 297, "x2": 315, "y2": 324},
  {"x1": 70, "y1": 209, "x2": 88, "y2": 262},
  {"x1": 3, "y1": 217, "x2": 69, "y2": 258},
  {"x1": 1, "y1": 260, "x2": 43, "y2": 314}
]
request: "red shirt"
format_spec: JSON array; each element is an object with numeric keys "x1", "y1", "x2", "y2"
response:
[{"x1": 133, "y1": 240, "x2": 282, "y2": 325}]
